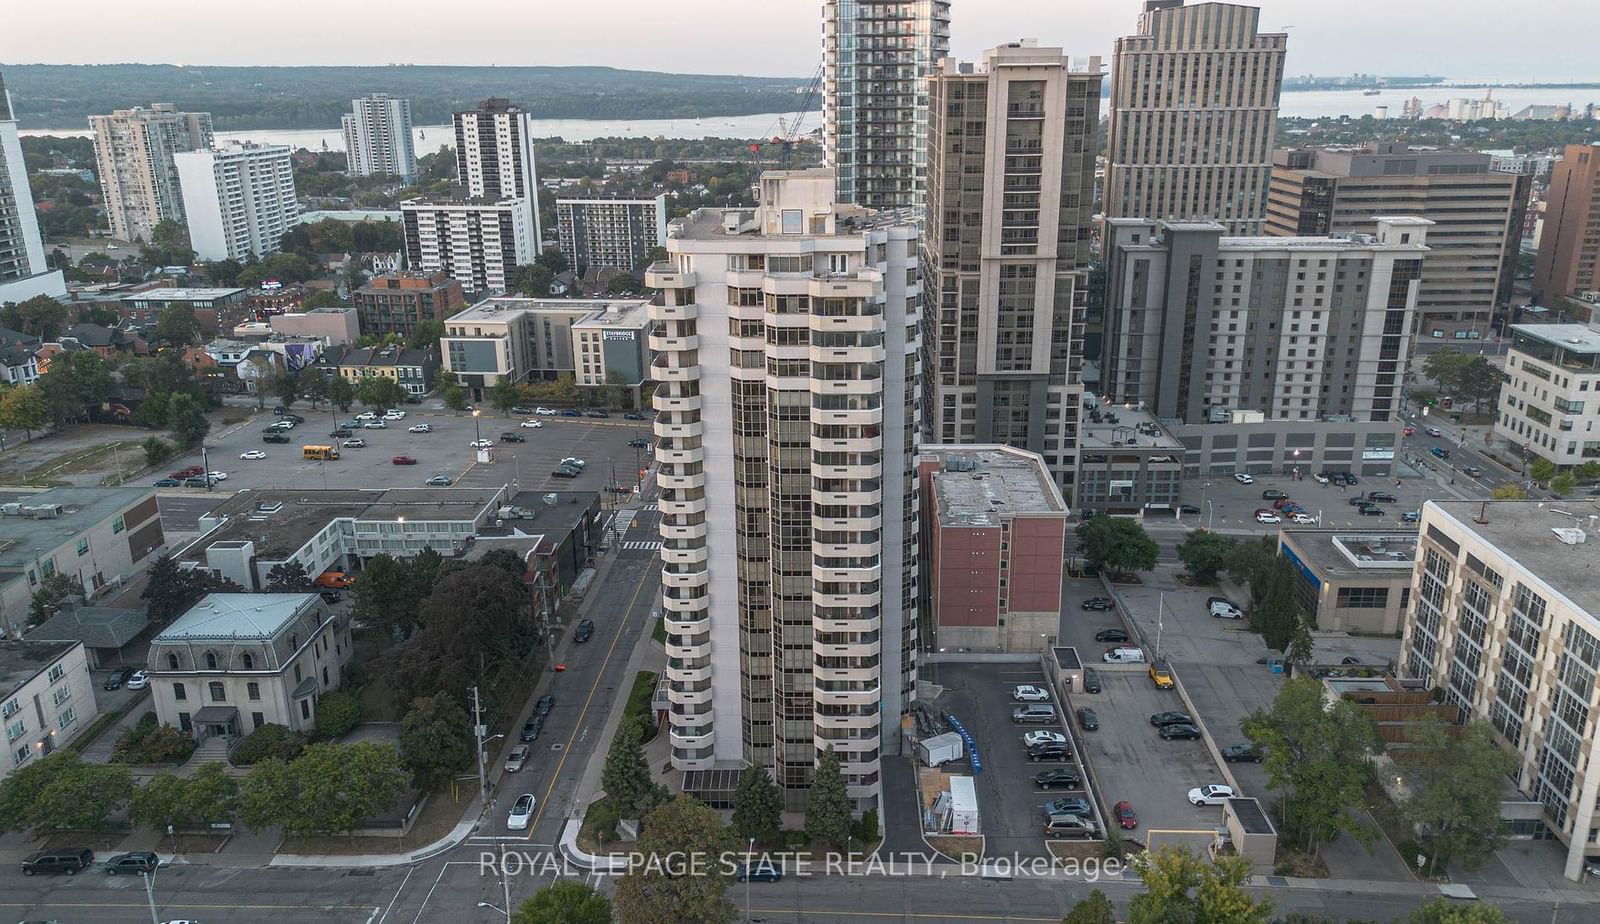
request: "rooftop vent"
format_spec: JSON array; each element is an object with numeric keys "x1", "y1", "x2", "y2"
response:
[{"x1": 1552, "y1": 527, "x2": 1587, "y2": 545}]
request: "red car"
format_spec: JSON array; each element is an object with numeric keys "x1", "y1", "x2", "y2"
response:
[
  {"x1": 170, "y1": 465, "x2": 203, "y2": 478},
  {"x1": 1271, "y1": 498, "x2": 1296, "y2": 510},
  {"x1": 391, "y1": 455, "x2": 418, "y2": 465},
  {"x1": 1113, "y1": 800, "x2": 1138, "y2": 829},
  {"x1": 1402, "y1": 425, "x2": 1416, "y2": 436}
]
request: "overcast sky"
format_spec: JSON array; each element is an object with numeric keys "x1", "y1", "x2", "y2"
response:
[{"x1": 2, "y1": 0, "x2": 1592, "y2": 81}]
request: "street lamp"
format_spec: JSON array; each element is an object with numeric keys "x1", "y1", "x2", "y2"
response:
[
  {"x1": 476, "y1": 901, "x2": 511, "y2": 921},
  {"x1": 745, "y1": 836, "x2": 756, "y2": 924},
  {"x1": 472, "y1": 408, "x2": 483, "y2": 445}
]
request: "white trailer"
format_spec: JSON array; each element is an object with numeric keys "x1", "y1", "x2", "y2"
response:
[{"x1": 917, "y1": 731, "x2": 965, "y2": 768}]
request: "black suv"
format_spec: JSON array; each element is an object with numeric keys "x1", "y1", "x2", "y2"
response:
[
  {"x1": 1366, "y1": 491, "x2": 1397, "y2": 503},
  {"x1": 1149, "y1": 711, "x2": 1193, "y2": 727},
  {"x1": 1027, "y1": 743, "x2": 1072, "y2": 762},
  {"x1": 1093, "y1": 628, "x2": 1129, "y2": 643},
  {"x1": 330, "y1": 428, "x2": 353, "y2": 438},
  {"x1": 1081, "y1": 668, "x2": 1102, "y2": 694},
  {"x1": 263, "y1": 432, "x2": 291, "y2": 443},
  {"x1": 573, "y1": 618, "x2": 594, "y2": 643},
  {"x1": 1221, "y1": 744, "x2": 1264, "y2": 763},
  {"x1": 104, "y1": 851, "x2": 160, "y2": 875},
  {"x1": 519, "y1": 715, "x2": 545, "y2": 742},
  {"x1": 22, "y1": 847, "x2": 93, "y2": 875},
  {"x1": 499, "y1": 432, "x2": 526, "y2": 443}
]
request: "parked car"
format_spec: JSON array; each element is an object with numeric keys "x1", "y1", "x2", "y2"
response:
[
  {"x1": 171, "y1": 466, "x2": 203, "y2": 478},
  {"x1": 1012, "y1": 684, "x2": 1050, "y2": 702},
  {"x1": 183, "y1": 476, "x2": 210, "y2": 488},
  {"x1": 21, "y1": 847, "x2": 94, "y2": 876},
  {"x1": 1234, "y1": 473, "x2": 1254, "y2": 484},
  {"x1": 263, "y1": 432, "x2": 291, "y2": 443},
  {"x1": 511, "y1": 406, "x2": 534, "y2": 415},
  {"x1": 470, "y1": 439, "x2": 493, "y2": 449},
  {"x1": 1112, "y1": 801, "x2": 1139, "y2": 830},
  {"x1": 1076, "y1": 707, "x2": 1099, "y2": 731},
  {"x1": 519, "y1": 716, "x2": 545, "y2": 742},
  {"x1": 153, "y1": 478, "x2": 181, "y2": 487},
  {"x1": 1188, "y1": 784, "x2": 1236, "y2": 806},
  {"x1": 1255, "y1": 512, "x2": 1281, "y2": 524},
  {"x1": 1149, "y1": 661, "x2": 1175, "y2": 689},
  {"x1": 426, "y1": 475, "x2": 453, "y2": 486},
  {"x1": 340, "y1": 419, "x2": 364, "y2": 429},
  {"x1": 1271, "y1": 498, "x2": 1297, "y2": 510},
  {"x1": 499, "y1": 432, "x2": 525, "y2": 443},
  {"x1": 1431, "y1": 447, "x2": 1451, "y2": 459},
  {"x1": 364, "y1": 420, "x2": 387, "y2": 429},
  {"x1": 1042, "y1": 797, "x2": 1092, "y2": 818},
  {"x1": 733, "y1": 859, "x2": 784, "y2": 882},
  {"x1": 1012, "y1": 705, "x2": 1056, "y2": 724},
  {"x1": 1149, "y1": 711, "x2": 1193, "y2": 727},
  {"x1": 1043, "y1": 815, "x2": 1099, "y2": 839},
  {"x1": 1367, "y1": 491, "x2": 1397, "y2": 503},
  {"x1": 1261, "y1": 489, "x2": 1289, "y2": 500},
  {"x1": 319, "y1": 590, "x2": 343, "y2": 604},
  {"x1": 103, "y1": 669, "x2": 125, "y2": 691},
  {"x1": 627, "y1": 437, "x2": 651, "y2": 448},
  {"x1": 1402, "y1": 425, "x2": 1416, "y2": 436},
  {"x1": 239, "y1": 450, "x2": 267, "y2": 460},
  {"x1": 1290, "y1": 513, "x2": 1317, "y2": 525},
  {"x1": 1360, "y1": 506, "x2": 1386, "y2": 517},
  {"x1": 1221, "y1": 744, "x2": 1263, "y2": 763},
  {"x1": 1313, "y1": 472, "x2": 1330, "y2": 484},
  {"x1": 1080, "y1": 596, "x2": 1115, "y2": 611},
  {"x1": 535, "y1": 407, "x2": 557, "y2": 415},
  {"x1": 552, "y1": 466, "x2": 580, "y2": 478},
  {"x1": 103, "y1": 851, "x2": 160, "y2": 875},
  {"x1": 1178, "y1": 504, "x2": 1201, "y2": 514},
  {"x1": 392, "y1": 456, "x2": 417, "y2": 465},
  {"x1": 1034, "y1": 768, "x2": 1081, "y2": 789},
  {"x1": 623, "y1": 412, "x2": 646, "y2": 420},
  {"x1": 1462, "y1": 465, "x2": 1482, "y2": 478},
  {"x1": 1401, "y1": 511, "x2": 1421, "y2": 523},
  {"x1": 269, "y1": 419, "x2": 295, "y2": 430},
  {"x1": 585, "y1": 409, "x2": 609, "y2": 418},
  {"x1": 573, "y1": 618, "x2": 594, "y2": 643},
  {"x1": 560, "y1": 456, "x2": 587, "y2": 469},
  {"x1": 1022, "y1": 730, "x2": 1066, "y2": 748},
  {"x1": 1081, "y1": 668, "x2": 1102, "y2": 694},
  {"x1": 342, "y1": 438, "x2": 367, "y2": 448},
  {"x1": 504, "y1": 745, "x2": 530, "y2": 772},
  {"x1": 1336, "y1": 472, "x2": 1359, "y2": 486},
  {"x1": 383, "y1": 410, "x2": 406, "y2": 420},
  {"x1": 1093, "y1": 628, "x2": 1129, "y2": 643},
  {"x1": 409, "y1": 424, "x2": 432, "y2": 433},
  {"x1": 560, "y1": 409, "x2": 582, "y2": 417},
  {"x1": 356, "y1": 411, "x2": 378, "y2": 420},
  {"x1": 1159, "y1": 723, "x2": 1202, "y2": 740},
  {"x1": 1027, "y1": 742, "x2": 1073, "y2": 762},
  {"x1": 507, "y1": 793, "x2": 536, "y2": 830},
  {"x1": 534, "y1": 694, "x2": 555, "y2": 717},
  {"x1": 520, "y1": 420, "x2": 544, "y2": 429},
  {"x1": 1424, "y1": 426, "x2": 1443, "y2": 437}
]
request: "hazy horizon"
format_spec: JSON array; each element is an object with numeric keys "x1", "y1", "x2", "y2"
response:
[{"x1": 2, "y1": 0, "x2": 1595, "y2": 82}]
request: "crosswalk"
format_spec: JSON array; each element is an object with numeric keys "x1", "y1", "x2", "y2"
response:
[
  {"x1": 622, "y1": 540, "x2": 661, "y2": 551},
  {"x1": 611, "y1": 510, "x2": 636, "y2": 534},
  {"x1": 641, "y1": 502, "x2": 659, "y2": 511}
]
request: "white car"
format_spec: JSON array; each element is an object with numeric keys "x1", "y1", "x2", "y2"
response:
[
  {"x1": 1012, "y1": 684, "x2": 1051, "y2": 703},
  {"x1": 1209, "y1": 602, "x2": 1244, "y2": 620},
  {"x1": 507, "y1": 793, "x2": 536, "y2": 830},
  {"x1": 364, "y1": 420, "x2": 387, "y2": 429},
  {"x1": 504, "y1": 745, "x2": 530, "y2": 773},
  {"x1": 125, "y1": 670, "x2": 149, "y2": 690},
  {"x1": 239, "y1": 450, "x2": 267, "y2": 460},
  {"x1": 269, "y1": 419, "x2": 295, "y2": 430},
  {"x1": 1313, "y1": 473, "x2": 1330, "y2": 485},
  {"x1": 408, "y1": 424, "x2": 432, "y2": 433},
  {"x1": 1188, "y1": 784, "x2": 1236, "y2": 806},
  {"x1": 519, "y1": 420, "x2": 544, "y2": 429},
  {"x1": 342, "y1": 438, "x2": 366, "y2": 448},
  {"x1": 534, "y1": 406, "x2": 557, "y2": 416},
  {"x1": 470, "y1": 438, "x2": 493, "y2": 449},
  {"x1": 561, "y1": 456, "x2": 587, "y2": 469},
  {"x1": 206, "y1": 471, "x2": 228, "y2": 481},
  {"x1": 1255, "y1": 512, "x2": 1281, "y2": 524},
  {"x1": 1290, "y1": 513, "x2": 1317, "y2": 525},
  {"x1": 1234, "y1": 473, "x2": 1254, "y2": 485},
  {"x1": 356, "y1": 411, "x2": 378, "y2": 420},
  {"x1": 1023, "y1": 730, "x2": 1067, "y2": 748},
  {"x1": 383, "y1": 410, "x2": 406, "y2": 420}
]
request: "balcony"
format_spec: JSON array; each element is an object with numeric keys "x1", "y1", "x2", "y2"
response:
[
  {"x1": 651, "y1": 359, "x2": 701, "y2": 383},
  {"x1": 645, "y1": 262, "x2": 695, "y2": 289}
]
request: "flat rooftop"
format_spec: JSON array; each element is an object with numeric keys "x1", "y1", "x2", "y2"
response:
[
  {"x1": 180, "y1": 488, "x2": 502, "y2": 563},
  {"x1": 0, "y1": 487, "x2": 154, "y2": 585},
  {"x1": 573, "y1": 302, "x2": 651, "y2": 329},
  {"x1": 924, "y1": 445, "x2": 1065, "y2": 527},
  {"x1": 1282, "y1": 530, "x2": 1419, "y2": 576},
  {"x1": 1080, "y1": 404, "x2": 1184, "y2": 451},
  {"x1": 0, "y1": 640, "x2": 77, "y2": 701},
  {"x1": 451, "y1": 298, "x2": 639, "y2": 322},
  {"x1": 1510, "y1": 324, "x2": 1600, "y2": 354},
  {"x1": 122, "y1": 287, "x2": 245, "y2": 301},
  {"x1": 1228, "y1": 798, "x2": 1276, "y2": 835},
  {"x1": 1429, "y1": 500, "x2": 1600, "y2": 617},
  {"x1": 671, "y1": 202, "x2": 918, "y2": 242},
  {"x1": 477, "y1": 491, "x2": 596, "y2": 548}
]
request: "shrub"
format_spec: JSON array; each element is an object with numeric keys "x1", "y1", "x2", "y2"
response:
[
  {"x1": 585, "y1": 798, "x2": 621, "y2": 844},
  {"x1": 313, "y1": 691, "x2": 361, "y2": 739},
  {"x1": 110, "y1": 716, "x2": 195, "y2": 764},
  {"x1": 233, "y1": 723, "x2": 306, "y2": 765},
  {"x1": 853, "y1": 806, "x2": 880, "y2": 844}
]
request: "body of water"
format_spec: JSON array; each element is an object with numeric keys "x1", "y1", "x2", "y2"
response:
[{"x1": 18, "y1": 87, "x2": 1597, "y2": 147}]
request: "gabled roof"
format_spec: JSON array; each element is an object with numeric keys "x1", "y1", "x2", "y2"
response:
[{"x1": 30, "y1": 605, "x2": 149, "y2": 650}]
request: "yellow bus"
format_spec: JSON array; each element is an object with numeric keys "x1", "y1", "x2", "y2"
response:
[{"x1": 303, "y1": 445, "x2": 341, "y2": 461}]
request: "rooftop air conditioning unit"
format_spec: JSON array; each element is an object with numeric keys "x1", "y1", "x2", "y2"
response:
[{"x1": 1552, "y1": 527, "x2": 1587, "y2": 545}]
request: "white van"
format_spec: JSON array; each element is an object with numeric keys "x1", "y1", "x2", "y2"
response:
[{"x1": 1102, "y1": 646, "x2": 1146, "y2": 664}]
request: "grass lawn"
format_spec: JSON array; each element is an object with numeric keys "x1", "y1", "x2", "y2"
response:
[{"x1": 277, "y1": 785, "x2": 466, "y2": 855}]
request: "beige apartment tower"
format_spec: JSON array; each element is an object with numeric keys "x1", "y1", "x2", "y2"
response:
[
  {"x1": 647, "y1": 169, "x2": 920, "y2": 813},
  {"x1": 1104, "y1": 1, "x2": 1286, "y2": 235},
  {"x1": 89, "y1": 104, "x2": 213, "y2": 243},
  {"x1": 1534, "y1": 145, "x2": 1600, "y2": 303},
  {"x1": 924, "y1": 41, "x2": 1101, "y2": 495}
]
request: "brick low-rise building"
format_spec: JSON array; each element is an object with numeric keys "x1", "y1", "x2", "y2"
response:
[{"x1": 353, "y1": 272, "x2": 466, "y2": 340}]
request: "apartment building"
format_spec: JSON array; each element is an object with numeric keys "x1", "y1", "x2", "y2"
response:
[
  {"x1": 924, "y1": 42, "x2": 1101, "y2": 495},
  {"x1": 1268, "y1": 143, "x2": 1529, "y2": 339},
  {"x1": 89, "y1": 103, "x2": 213, "y2": 242},
  {"x1": 1102, "y1": 216, "x2": 1431, "y2": 425},
  {"x1": 1, "y1": 641, "x2": 96, "y2": 779},
  {"x1": 1534, "y1": 145, "x2": 1600, "y2": 304},
  {"x1": 439, "y1": 297, "x2": 649, "y2": 399},
  {"x1": 453, "y1": 98, "x2": 542, "y2": 252},
  {"x1": 571, "y1": 301, "x2": 651, "y2": 394},
  {"x1": 1494, "y1": 324, "x2": 1600, "y2": 467},
  {"x1": 174, "y1": 145, "x2": 299, "y2": 261},
  {"x1": 555, "y1": 195, "x2": 667, "y2": 274},
  {"x1": 400, "y1": 196, "x2": 533, "y2": 297},
  {"x1": 0, "y1": 72, "x2": 66, "y2": 305},
  {"x1": 1104, "y1": 1, "x2": 1287, "y2": 235},
  {"x1": 342, "y1": 94, "x2": 417, "y2": 183},
  {"x1": 1400, "y1": 499, "x2": 1600, "y2": 880},
  {"x1": 822, "y1": 0, "x2": 950, "y2": 210},
  {"x1": 353, "y1": 272, "x2": 466, "y2": 339},
  {"x1": 646, "y1": 169, "x2": 920, "y2": 813}
]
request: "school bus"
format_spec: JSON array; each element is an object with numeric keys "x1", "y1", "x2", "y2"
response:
[{"x1": 303, "y1": 445, "x2": 341, "y2": 461}]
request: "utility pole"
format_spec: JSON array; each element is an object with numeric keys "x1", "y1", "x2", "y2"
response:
[
  {"x1": 142, "y1": 867, "x2": 160, "y2": 924},
  {"x1": 471, "y1": 686, "x2": 489, "y2": 804},
  {"x1": 1155, "y1": 592, "x2": 1164, "y2": 661}
]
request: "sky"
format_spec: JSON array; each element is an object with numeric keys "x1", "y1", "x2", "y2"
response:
[{"x1": 1, "y1": 0, "x2": 1594, "y2": 82}]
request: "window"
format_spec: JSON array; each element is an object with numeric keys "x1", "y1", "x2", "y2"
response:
[
  {"x1": 57, "y1": 708, "x2": 75, "y2": 730},
  {"x1": 13, "y1": 745, "x2": 27, "y2": 766},
  {"x1": 241, "y1": 653, "x2": 254, "y2": 670},
  {"x1": 75, "y1": 538, "x2": 89, "y2": 557},
  {"x1": 0, "y1": 699, "x2": 16, "y2": 719},
  {"x1": 209, "y1": 682, "x2": 225, "y2": 702},
  {"x1": 300, "y1": 700, "x2": 311, "y2": 720},
  {"x1": 52, "y1": 686, "x2": 70, "y2": 706},
  {"x1": 205, "y1": 652, "x2": 218, "y2": 670},
  {"x1": 112, "y1": 515, "x2": 125, "y2": 534},
  {"x1": 167, "y1": 653, "x2": 180, "y2": 670},
  {"x1": 173, "y1": 682, "x2": 186, "y2": 701},
  {"x1": 5, "y1": 719, "x2": 24, "y2": 742},
  {"x1": 47, "y1": 664, "x2": 64, "y2": 683},
  {"x1": 780, "y1": 210, "x2": 803, "y2": 234},
  {"x1": 252, "y1": 712, "x2": 265, "y2": 729},
  {"x1": 1335, "y1": 587, "x2": 1389, "y2": 608},
  {"x1": 247, "y1": 682, "x2": 260, "y2": 701}
]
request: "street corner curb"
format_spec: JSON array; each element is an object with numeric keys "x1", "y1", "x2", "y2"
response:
[{"x1": 265, "y1": 818, "x2": 479, "y2": 868}]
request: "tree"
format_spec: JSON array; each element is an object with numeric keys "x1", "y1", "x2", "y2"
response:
[
  {"x1": 355, "y1": 375, "x2": 408, "y2": 410},
  {"x1": 596, "y1": 368, "x2": 629, "y2": 408},
  {"x1": 238, "y1": 741, "x2": 407, "y2": 837},
  {"x1": 142, "y1": 554, "x2": 210, "y2": 625},
  {"x1": 489, "y1": 379, "x2": 521, "y2": 415},
  {"x1": 1408, "y1": 898, "x2": 1509, "y2": 924},
  {"x1": 1127, "y1": 846, "x2": 1271, "y2": 924},
  {"x1": 302, "y1": 289, "x2": 344, "y2": 309},
  {"x1": 353, "y1": 553, "x2": 424, "y2": 643},
  {"x1": 1251, "y1": 555, "x2": 1307, "y2": 651},
  {"x1": 509, "y1": 262, "x2": 554, "y2": 297},
  {"x1": 1550, "y1": 473, "x2": 1576, "y2": 496},
  {"x1": 1286, "y1": 617, "x2": 1316, "y2": 666},
  {"x1": 1244, "y1": 676, "x2": 1379, "y2": 860},
  {"x1": 613, "y1": 795, "x2": 736, "y2": 924},
  {"x1": 165, "y1": 391, "x2": 210, "y2": 447},
  {"x1": 407, "y1": 319, "x2": 445, "y2": 352},
  {"x1": 1076, "y1": 517, "x2": 1159, "y2": 576},
  {"x1": 513, "y1": 880, "x2": 612, "y2": 924},
  {"x1": 326, "y1": 374, "x2": 355, "y2": 412},
  {"x1": 272, "y1": 371, "x2": 300, "y2": 409},
  {"x1": 301, "y1": 370, "x2": 328, "y2": 408},
  {"x1": 397, "y1": 694, "x2": 474, "y2": 789},
  {"x1": 314, "y1": 691, "x2": 362, "y2": 739},
  {"x1": 28, "y1": 572, "x2": 81, "y2": 627},
  {"x1": 384, "y1": 565, "x2": 537, "y2": 715},
  {"x1": 154, "y1": 304, "x2": 202, "y2": 346},
  {"x1": 0, "y1": 751, "x2": 132, "y2": 833},
  {"x1": 1491, "y1": 483, "x2": 1528, "y2": 500},
  {"x1": 0, "y1": 384, "x2": 51, "y2": 440},
  {"x1": 232, "y1": 723, "x2": 307, "y2": 765},
  {"x1": 12, "y1": 295, "x2": 69, "y2": 340},
  {"x1": 730, "y1": 766, "x2": 782, "y2": 846},
  {"x1": 1529, "y1": 457, "x2": 1556, "y2": 484},
  {"x1": 265, "y1": 560, "x2": 313, "y2": 592},
  {"x1": 203, "y1": 258, "x2": 243, "y2": 287},
  {"x1": 1455, "y1": 357, "x2": 1504, "y2": 415},
  {"x1": 142, "y1": 436, "x2": 174, "y2": 466},
  {"x1": 1176, "y1": 530, "x2": 1236, "y2": 585},
  {"x1": 1062, "y1": 890, "x2": 1116, "y2": 924},
  {"x1": 130, "y1": 762, "x2": 239, "y2": 833},
  {"x1": 1398, "y1": 718, "x2": 1517, "y2": 875},
  {"x1": 602, "y1": 719, "x2": 665, "y2": 820},
  {"x1": 38, "y1": 350, "x2": 110, "y2": 424},
  {"x1": 805, "y1": 745, "x2": 853, "y2": 850},
  {"x1": 477, "y1": 547, "x2": 530, "y2": 580},
  {"x1": 442, "y1": 380, "x2": 468, "y2": 413},
  {"x1": 607, "y1": 273, "x2": 644, "y2": 295},
  {"x1": 1422, "y1": 349, "x2": 1471, "y2": 393}
]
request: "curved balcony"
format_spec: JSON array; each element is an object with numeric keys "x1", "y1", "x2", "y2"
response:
[
  {"x1": 814, "y1": 711, "x2": 881, "y2": 731},
  {"x1": 812, "y1": 436, "x2": 883, "y2": 454},
  {"x1": 661, "y1": 567, "x2": 709, "y2": 592},
  {"x1": 813, "y1": 731, "x2": 880, "y2": 756},
  {"x1": 655, "y1": 420, "x2": 702, "y2": 441},
  {"x1": 727, "y1": 334, "x2": 764, "y2": 352},
  {"x1": 670, "y1": 725, "x2": 716, "y2": 753},
  {"x1": 649, "y1": 332, "x2": 701, "y2": 353},
  {"x1": 658, "y1": 516, "x2": 708, "y2": 540},
  {"x1": 812, "y1": 683, "x2": 880, "y2": 707},
  {"x1": 810, "y1": 406, "x2": 884, "y2": 428},
  {"x1": 667, "y1": 635, "x2": 713, "y2": 661},
  {"x1": 812, "y1": 562, "x2": 881, "y2": 583},
  {"x1": 810, "y1": 313, "x2": 884, "y2": 334},
  {"x1": 812, "y1": 491, "x2": 883, "y2": 511},
  {"x1": 814, "y1": 637, "x2": 883, "y2": 661},
  {"x1": 810, "y1": 345, "x2": 886, "y2": 365},
  {"x1": 651, "y1": 362, "x2": 701, "y2": 384},
  {"x1": 647, "y1": 301, "x2": 697, "y2": 323},
  {"x1": 726, "y1": 268, "x2": 765, "y2": 289},
  {"x1": 653, "y1": 445, "x2": 705, "y2": 466},
  {"x1": 672, "y1": 709, "x2": 715, "y2": 734},
  {"x1": 813, "y1": 514, "x2": 884, "y2": 535},
  {"x1": 811, "y1": 462, "x2": 881, "y2": 481},
  {"x1": 654, "y1": 470, "x2": 701, "y2": 491},
  {"x1": 665, "y1": 661, "x2": 712, "y2": 686},
  {"x1": 814, "y1": 593, "x2": 882, "y2": 612},
  {"x1": 645, "y1": 263, "x2": 696, "y2": 288},
  {"x1": 762, "y1": 275, "x2": 814, "y2": 297},
  {"x1": 808, "y1": 272, "x2": 882, "y2": 299},
  {"x1": 653, "y1": 391, "x2": 702, "y2": 414},
  {"x1": 658, "y1": 495, "x2": 708, "y2": 517}
]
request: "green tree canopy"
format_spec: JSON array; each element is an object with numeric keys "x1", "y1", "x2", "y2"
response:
[
  {"x1": 1127, "y1": 846, "x2": 1271, "y2": 924},
  {"x1": 397, "y1": 694, "x2": 474, "y2": 789},
  {"x1": 1062, "y1": 889, "x2": 1116, "y2": 924},
  {"x1": 602, "y1": 718, "x2": 666, "y2": 820},
  {"x1": 804, "y1": 745, "x2": 853, "y2": 850},
  {"x1": 165, "y1": 391, "x2": 210, "y2": 447},
  {"x1": 238, "y1": 741, "x2": 407, "y2": 837},
  {"x1": 613, "y1": 795, "x2": 736, "y2": 924},
  {"x1": 513, "y1": 880, "x2": 612, "y2": 924},
  {"x1": 154, "y1": 304, "x2": 203, "y2": 346},
  {"x1": 0, "y1": 384, "x2": 51, "y2": 440},
  {"x1": 28, "y1": 572, "x2": 81, "y2": 628},
  {"x1": 1176, "y1": 530, "x2": 1237, "y2": 585},
  {"x1": 0, "y1": 751, "x2": 132, "y2": 833},
  {"x1": 1398, "y1": 718, "x2": 1517, "y2": 875},
  {"x1": 1408, "y1": 897, "x2": 1510, "y2": 924},
  {"x1": 272, "y1": 370, "x2": 301, "y2": 409},
  {"x1": 355, "y1": 375, "x2": 408, "y2": 410},
  {"x1": 326, "y1": 373, "x2": 355, "y2": 411},
  {"x1": 38, "y1": 350, "x2": 110, "y2": 424},
  {"x1": 1076, "y1": 517, "x2": 1159, "y2": 575},
  {"x1": 313, "y1": 691, "x2": 362, "y2": 739},
  {"x1": 489, "y1": 379, "x2": 521, "y2": 415},
  {"x1": 265, "y1": 560, "x2": 313, "y2": 591},
  {"x1": 730, "y1": 766, "x2": 782, "y2": 846}
]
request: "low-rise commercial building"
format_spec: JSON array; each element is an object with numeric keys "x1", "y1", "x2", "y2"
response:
[
  {"x1": 1279, "y1": 529, "x2": 1416, "y2": 635},
  {"x1": 1172, "y1": 417, "x2": 1402, "y2": 479},
  {"x1": 1401, "y1": 499, "x2": 1600, "y2": 880},
  {"x1": 571, "y1": 300, "x2": 650, "y2": 396},
  {"x1": 147, "y1": 593, "x2": 352, "y2": 741},
  {"x1": 1077, "y1": 404, "x2": 1183, "y2": 516},
  {"x1": 1495, "y1": 324, "x2": 1600, "y2": 467},
  {"x1": 476, "y1": 490, "x2": 601, "y2": 623},
  {"x1": 264, "y1": 306, "x2": 360, "y2": 346},
  {"x1": 353, "y1": 272, "x2": 466, "y2": 340},
  {"x1": 0, "y1": 487, "x2": 166, "y2": 636},
  {"x1": 120, "y1": 287, "x2": 248, "y2": 337},
  {"x1": 440, "y1": 297, "x2": 650, "y2": 400},
  {"x1": 917, "y1": 446, "x2": 1067, "y2": 652},
  {"x1": 0, "y1": 640, "x2": 96, "y2": 778}
]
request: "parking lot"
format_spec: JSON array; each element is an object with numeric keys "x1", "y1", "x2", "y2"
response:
[
  {"x1": 930, "y1": 662, "x2": 1098, "y2": 858},
  {"x1": 1064, "y1": 665, "x2": 1224, "y2": 850},
  {"x1": 1176, "y1": 471, "x2": 1442, "y2": 533},
  {"x1": 154, "y1": 404, "x2": 653, "y2": 497}
]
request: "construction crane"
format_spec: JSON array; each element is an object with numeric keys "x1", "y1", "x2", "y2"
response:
[{"x1": 750, "y1": 65, "x2": 824, "y2": 169}]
